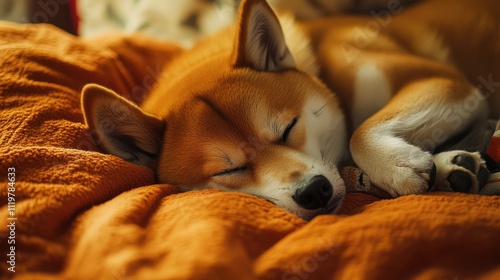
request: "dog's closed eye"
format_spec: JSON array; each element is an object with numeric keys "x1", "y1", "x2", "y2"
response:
[
  {"x1": 212, "y1": 166, "x2": 249, "y2": 177},
  {"x1": 280, "y1": 117, "x2": 298, "y2": 144}
]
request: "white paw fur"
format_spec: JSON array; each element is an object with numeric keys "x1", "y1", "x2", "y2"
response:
[{"x1": 351, "y1": 134, "x2": 434, "y2": 197}]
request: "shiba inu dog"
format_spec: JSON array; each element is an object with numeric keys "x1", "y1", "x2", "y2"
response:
[{"x1": 82, "y1": 0, "x2": 500, "y2": 220}]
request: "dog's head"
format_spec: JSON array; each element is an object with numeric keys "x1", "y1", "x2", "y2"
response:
[{"x1": 82, "y1": 0, "x2": 347, "y2": 220}]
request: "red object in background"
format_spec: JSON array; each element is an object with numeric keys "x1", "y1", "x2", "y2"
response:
[
  {"x1": 69, "y1": 0, "x2": 79, "y2": 35},
  {"x1": 487, "y1": 136, "x2": 500, "y2": 163}
]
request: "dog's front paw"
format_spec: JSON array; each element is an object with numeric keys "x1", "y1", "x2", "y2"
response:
[
  {"x1": 432, "y1": 151, "x2": 490, "y2": 193},
  {"x1": 353, "y1": 140, "x2": 435, "y2": 197}
]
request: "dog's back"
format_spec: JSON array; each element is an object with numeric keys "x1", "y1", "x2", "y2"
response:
[{"x1": 299, "y1": 0, "x2": 500, "y2": 127}]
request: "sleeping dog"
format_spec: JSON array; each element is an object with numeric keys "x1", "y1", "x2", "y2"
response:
[{"x1": 82, "y1": 0, "x2": 500, "y2": 220}]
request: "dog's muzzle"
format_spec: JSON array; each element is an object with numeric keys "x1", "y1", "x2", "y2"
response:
[{"x1": 292, "y1": 175, "x2": 333, "y2": 210}]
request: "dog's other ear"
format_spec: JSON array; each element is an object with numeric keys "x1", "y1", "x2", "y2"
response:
[
  {"x1": 81, "y1": 84, "x2": 165, "y2": 168},
  {"x1": 232, "y1": 0, "x2": 296, "y2": 71}
]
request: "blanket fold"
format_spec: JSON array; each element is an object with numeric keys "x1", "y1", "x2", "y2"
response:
[{"x1": 0, "y1": 22, "x2": 499, "y2": 280}]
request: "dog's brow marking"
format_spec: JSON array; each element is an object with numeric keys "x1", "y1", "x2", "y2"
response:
[
  {"x1": 270, "y1": 118, "x2": 281, "y2": 135},
  {"x1": 195, "y1": 95, "x2": 244, "y2": 136},
  {"x1": 215, "y1": 148, "x2": 233, "y2": 166}
]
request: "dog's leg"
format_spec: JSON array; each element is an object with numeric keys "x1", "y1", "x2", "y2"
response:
[
  {"x1": 314, "y1": 28, "x2": 491, "y2": 196},
  {"x1": 350, "y1": 78, "x2": 488, "y2": 197}
]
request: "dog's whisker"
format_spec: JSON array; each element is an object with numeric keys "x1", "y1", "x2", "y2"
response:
[
  {"x1": 313, "y1": 103, "x2": 328, "y2": 117},
  {"x1": 320, "y1": 150, "x2": 326, "y2": 162}
]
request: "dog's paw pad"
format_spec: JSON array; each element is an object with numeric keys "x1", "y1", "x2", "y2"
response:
[
  {"x1": 432, "y1": 151, "x2": 489, "y2": 193},
  {"x1": 448, "y1": 170, "x2": 472, "y2": 193},
  {"x1": 452, "y1": 154, "x2": 475, "y2": 173},
  {"x1": 428, "y1": 162, "x2": 437, "y2": 187},
  {"x1": 478, "y1": 166, "x2": 490, "y2": 187}
]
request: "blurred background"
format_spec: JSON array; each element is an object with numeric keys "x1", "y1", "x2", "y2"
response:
[
  {"x1": 0, "y1": 0, "x2": 75, "y2": 34},
  {"x1": 0, "y1": 0, "x2": 365, "y2": 47},
  {"x1": 0, "y1": 0, "x2": 240, "y2": 46},
  {"x1": 0, "y1": 0, "x2": 406, "y2": 47}
]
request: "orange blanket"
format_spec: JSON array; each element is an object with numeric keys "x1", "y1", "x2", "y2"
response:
[{"x1": 1, "y1": 22, "x2": 500, "y2": 280}]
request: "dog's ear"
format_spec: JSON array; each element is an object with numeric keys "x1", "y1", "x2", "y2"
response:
[
  {"x1": 232, "y1": 0, "x2": 296, "y2": 71},
  {"x1": 81, "y1": 84, "x2": 165, "y2": 168}
]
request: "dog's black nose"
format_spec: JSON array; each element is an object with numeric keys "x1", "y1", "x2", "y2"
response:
[{"x1": 293, "y1": 175, "x2": 333, "y2": 210}]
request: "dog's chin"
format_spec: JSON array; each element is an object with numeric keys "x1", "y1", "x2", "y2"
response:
[{"x1": 293, "y1": 195, "x2": 345, "y2": 221}]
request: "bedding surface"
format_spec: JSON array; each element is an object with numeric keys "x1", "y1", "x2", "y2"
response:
[{"x1": 0, "y1": 22, "x2": 500, "y2": 280}]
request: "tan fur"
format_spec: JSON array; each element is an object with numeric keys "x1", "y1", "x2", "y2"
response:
[{"x1": 303, "y1": 0, "x2": 500, "y2": 126}]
